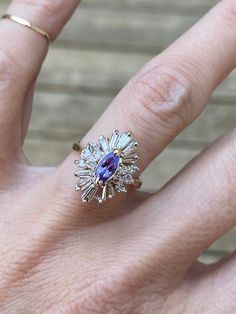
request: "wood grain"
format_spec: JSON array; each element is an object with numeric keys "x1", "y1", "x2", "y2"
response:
[
  {"x1": 0, "y1": 0, "x2": 218, "y2": 15},
  {"x1": 31, "y1": 90, "x2": 236, "y2": 147},
  {"x1": 37, "y1": 47, "x2": 236, "y2": 99}
]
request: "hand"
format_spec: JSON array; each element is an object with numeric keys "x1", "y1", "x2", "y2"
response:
[{"x1": 1, "y1": 0, "x2": 236, "y2": 313}]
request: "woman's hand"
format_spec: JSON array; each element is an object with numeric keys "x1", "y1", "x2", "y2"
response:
[{"x1": 1, "y1": 0, "x2": 236, "y2": 312}]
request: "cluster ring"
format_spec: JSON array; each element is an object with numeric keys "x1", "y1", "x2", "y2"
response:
[{"x1": 73, "y1": 131, "x2": 142, "y2": 203}]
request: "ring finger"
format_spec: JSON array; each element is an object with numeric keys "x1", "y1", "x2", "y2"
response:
[{"x1": 68, "y1": 0, "x2": 236, "y2": 173}]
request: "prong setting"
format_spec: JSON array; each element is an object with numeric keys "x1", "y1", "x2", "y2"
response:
[{"x1": 74, "y1": 131, "x2": 141, "y2": 203}]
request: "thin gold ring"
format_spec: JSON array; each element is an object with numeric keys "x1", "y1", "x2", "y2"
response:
[{"x1": 1, "y1": 14, "x2": 51, "y2": 45}]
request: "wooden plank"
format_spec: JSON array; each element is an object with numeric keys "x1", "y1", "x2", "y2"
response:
[
  {"x1": 80, "y1": 0, "x2": 218, "y2": 16},
  {"x1": 24, "y1": 137, "x2": 71, "y2": 166},
  {"x1": 31, "y1": 91, "x2": 110, "y2": 135},
  {"x1": 31, "y1": 90, "x2": 236, "y2": 147},
  {"x1": 0, "y1": 0, "x2": 218, "y2": 16},
  {"x1": 141, "y1": 146, "x2": 197, "y2": 190},
  {"x1": 177, "y1": 104, "x2": 236, "y2": 144},
  {"x1": 0, "y1": 4, "x2": 214, "y2": 53},
  {"x1": 59, "y1": 9, "x2": 197, "y2": 52},
  {"x1": 37, "y1": 47, "x2": 236, "y2": 101},
  {"x1": 39, "y1": 48, "x2": 149, "y2": 91},
  {"x1": 200, "y1": 250, "x2": 227, "y2": 264},
  {"x1": 210, "y1": 228, "x2": 236, "y2": 253}
]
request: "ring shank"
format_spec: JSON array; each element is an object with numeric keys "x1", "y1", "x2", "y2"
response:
[
  {"x1": 133, "y1": 178, "x2": 142, "y2": 190},
  {"x1": 1, "y1": 14, "x2": 51, "y2": 44}
]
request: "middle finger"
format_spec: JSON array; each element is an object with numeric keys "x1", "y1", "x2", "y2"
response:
[{"x1": 77, "y1": 0, "x2": 236, "y2": 171}]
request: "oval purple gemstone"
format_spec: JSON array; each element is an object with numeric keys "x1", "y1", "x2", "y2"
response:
[{"x1": 95, "y1": 152, "x2": 120, "y2": 183}]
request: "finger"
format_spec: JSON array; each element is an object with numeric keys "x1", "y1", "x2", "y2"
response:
[
  {"x1": 191, "y1": 253, "x2": 236, "y2": 313},
  {"x1": 124, "y1": 127, "x2": 236, "y2": 276},
  {"x1": 69, "y1": 0, "x2": 236, "y2": 172},
  {"x1": 0, "y1": 0, "x2": 80, "y2": 158}
]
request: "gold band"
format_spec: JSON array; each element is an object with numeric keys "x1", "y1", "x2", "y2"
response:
[
  {"x1": 73, "y1": 142, "x2": 81, "y2": 152},
  {"x1": 133, "y1": 178, "x2": 142, "y2": 189},
  {"x1": 1, "y1": 14, "x2": 51, "y2": 45}
]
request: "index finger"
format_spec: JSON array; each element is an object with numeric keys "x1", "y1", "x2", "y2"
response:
[{"x1": 0, "y1": 0, "x2": 80, "y2": 158}]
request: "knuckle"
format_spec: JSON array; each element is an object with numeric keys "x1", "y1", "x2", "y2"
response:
[
  {"x1": 127, "y1": 64, "x2": 195, "y2": 136},
  {"x1": 13, "y1": 0, "x2": 64, "y2": 16}
]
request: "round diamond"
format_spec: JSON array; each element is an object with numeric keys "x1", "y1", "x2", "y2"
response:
[
  {"x1": 124, "y1": 174, "x2": 134, "y2": 184},
  {"x1": 115, "y1": 184, "x2": 127, "y2": 193},
  {"x1": 81, "y1": 148, "x2": 91, "y2": 160},
  {"x1": 90, "y1": 144, "x2": 103, "y2": 160},
  {"x1": 129, "y1": 165, "x2": 139, "y2": 174},
  {"x1": 94, "y1": 150, "x2": 103, "y2": 160},
  {"x1": 78, "y1": 160, "x2": 86, "y2": 169}
]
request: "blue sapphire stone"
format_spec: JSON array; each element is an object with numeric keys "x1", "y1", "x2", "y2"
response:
[{"x1": 95, "y1": 152, "x2": 120, "y2": 183}]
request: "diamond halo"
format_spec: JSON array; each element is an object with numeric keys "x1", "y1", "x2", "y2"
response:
[{"x1": 74, "y1": 131, "x2": 140, "y2": 203}]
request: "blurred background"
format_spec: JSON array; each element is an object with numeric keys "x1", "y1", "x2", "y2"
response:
[{"x1": 1, "y1": 0, "x2": 236, "y2": 262}]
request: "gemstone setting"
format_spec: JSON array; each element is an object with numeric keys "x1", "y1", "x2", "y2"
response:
[
  {"x1": 95, "y1": 152, "x2": 120, "y2": 184},
  {"x1": 74, "y1": 131, "x2": 139, "y2": 203}
]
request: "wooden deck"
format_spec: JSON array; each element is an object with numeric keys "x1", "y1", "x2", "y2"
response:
[{"x1": 1, "y1": 0, "x2": 236, "y2": 262}]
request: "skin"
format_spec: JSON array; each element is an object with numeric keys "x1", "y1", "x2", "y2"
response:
[{"x1": 0, "y1": 0, "x2": 236, "y2": 312}]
